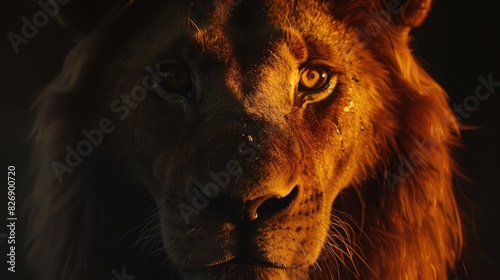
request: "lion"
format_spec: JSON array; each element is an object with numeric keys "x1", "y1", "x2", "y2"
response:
[{"x1": 26, "y1": 0, "x2": 463, "y2": 279}]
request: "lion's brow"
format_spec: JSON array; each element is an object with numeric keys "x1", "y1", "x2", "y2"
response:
[{"x1": 284, "y1": 31, "x2": 308, "y2": 62}]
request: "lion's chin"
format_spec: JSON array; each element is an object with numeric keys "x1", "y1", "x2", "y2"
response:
[{"x1": 179, "y1": 264, "x2": 310, "y2": 280}]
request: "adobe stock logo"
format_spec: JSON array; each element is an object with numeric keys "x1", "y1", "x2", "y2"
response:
[
  {"x1": 110, "y1": 267, "x2": 135, "y2": 280},
  {"x1": 51, "y1": 65, "x2": 163, "y2": 182},
  {"x1": 452, "y1": 74, "x2": 499, "y2": 123},
  {"x1": 178, "y1": 127, "x2": 280, "y2": 224},
  {"x1": 7, "y1": 0, "x2": 71, "y2": 54}
]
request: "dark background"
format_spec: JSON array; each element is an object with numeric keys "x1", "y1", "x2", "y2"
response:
[{"x1": 1, "y1": 0, "x2": 499, "y2": 279}]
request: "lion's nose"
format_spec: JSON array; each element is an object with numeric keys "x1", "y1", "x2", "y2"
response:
[
  {"x1": 207, "y1": 185, "x2": 299, "y2": 222},
  {"x1": 251, "y1": 186, "x2": 299, "y2": 220}
]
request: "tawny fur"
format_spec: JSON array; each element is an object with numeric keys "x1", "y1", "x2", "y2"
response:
[{"x1": 26, "y1": 1, "x2": 462, "y2": 279}]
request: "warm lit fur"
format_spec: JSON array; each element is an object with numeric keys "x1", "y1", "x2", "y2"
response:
[{"x1": 26, "y1": 0, "x2": 462, "y2": 279}]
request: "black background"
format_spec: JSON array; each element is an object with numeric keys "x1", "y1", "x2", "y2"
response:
[{"x1": 1, "y1": 0, "x2": 499, "y2": 279}]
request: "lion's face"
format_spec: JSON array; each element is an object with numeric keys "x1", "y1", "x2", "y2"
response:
[
  {"x1": 27, "y1": 0, "x2": 464, "y2": 279},
  {"x1": 110, "y1": 0, "x2": 392, "y2": 278}
]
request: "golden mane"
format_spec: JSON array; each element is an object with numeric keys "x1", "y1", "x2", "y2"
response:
[{"x1": 313, "y1": 1, "x2": 463, "y2": 278}]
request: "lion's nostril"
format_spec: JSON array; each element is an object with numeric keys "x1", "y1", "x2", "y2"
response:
[
  {"x1": 252, "y1": 185, "x2": 299, "y2": 221},
  {"x1": 202, "y1": 185, "x2": 299, "y2": 222}
]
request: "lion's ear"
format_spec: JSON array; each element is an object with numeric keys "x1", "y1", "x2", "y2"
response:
[
  {"x1": 55, "y1": 0, "x2": 130, "y2": 36},
  {"x1": 334, "y1": 0, "x2": 434, "y2": 30},
  {"x1": 392, "y1": 0, "x2": 433, "y2": 29}
]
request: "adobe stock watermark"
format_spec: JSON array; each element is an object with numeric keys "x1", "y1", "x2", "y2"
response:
[
  {"x1": 178, "y1": 128, "x2": 275, "y2": 224},
  {"x1": 51, "y1": 65, "x2": 167, "y2": 182},
  {"x1": 386, "y1": 73, "x2": 499, "y2": 190},
  {"x1": 385, "y1": 136, "x2": 442, "y2": 191},
  {"x1": 353, "y1": 0, "x2": 404, "y2": 48},
  {"x1": 7, "y1": 0, "x2": 71, "y2": 54},
  {"x1": 110, "y1": 267, "x2": 135, "y2": 280},
  {"x1": 452, "y1": 74, "x2": 499, "y2": 123}
]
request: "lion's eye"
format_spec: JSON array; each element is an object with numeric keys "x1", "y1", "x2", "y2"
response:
[
  {"x1": 298, "y1": 66, "x2": 331, "y2": 92},
  {"x1": 295, "y1": 65, "x2": 337, "y2": 106},
  {"x1": 153, "y1": 61, "x2": 194, "y2": 100}
]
